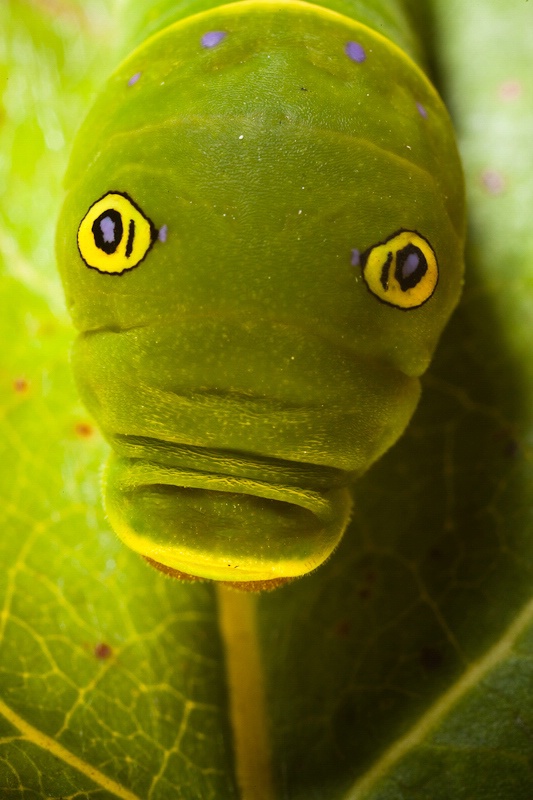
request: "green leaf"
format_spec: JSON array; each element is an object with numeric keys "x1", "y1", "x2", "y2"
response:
[{"x1": 2, "y1": 1, "x2": 533, "y2": 798}]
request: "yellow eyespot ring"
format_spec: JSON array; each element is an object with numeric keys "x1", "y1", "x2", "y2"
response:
[
  {"x1": 77, "y1": 191, "x2": 157, "y2": 275},
  {"x1": 361, "y1": 230, "x2": 438, "y2": 310}
]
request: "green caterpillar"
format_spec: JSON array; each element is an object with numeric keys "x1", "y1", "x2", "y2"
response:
[{"x1": 57, "y1": 0, "x2": 465, "y2": 590}]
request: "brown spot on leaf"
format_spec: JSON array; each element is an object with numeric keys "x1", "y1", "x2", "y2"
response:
[
  {"x1": 492, "y1": 429, "x2": 521, "y2": 458},
  {"x1": 94, "y1": 642, "x2": 113, "y2": 660},
  {"x1": 356, "y1": 568, "x2": 376, "y2": 600},
  {"x1": 74, "y1": 421, "x2": 94, "y2": 438},
  {"x1": 13, "y1": 377, "x2": 29, "y2": 393}
]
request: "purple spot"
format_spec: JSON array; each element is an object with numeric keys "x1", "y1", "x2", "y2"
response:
[
  {"x1": 100, "y1": 216, "x2": 115, "y2": 243},
  {"x1": 416, "y1": 101, "x2": 428, "y2": 118},
  {"x1": 158, "y1": 224, "x2": 168, "y2": 243},
  {"x1": 128, "y1": 72, "x2": 142, "y2": 87},
  {"x1": 201, "y1": 31, "x2": 227, "y2": 48},
  {"x1": 403, "y1": 252, "x2": 420, "y2": 277},
  {"x1": 350, "y1": 249, "x2": 360, "y2": 267},
  {"x1": 345, "y1": 41, "x2": 366, "y2": 63},
  {"x1": 481, "y1": 169, "x2": 506, "y2": 195},
  {"x1": 498, "y1": 79, "x2": 522, "y2": 102}
]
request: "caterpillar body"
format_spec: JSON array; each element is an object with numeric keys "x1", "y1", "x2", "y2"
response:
[{"x1": 57, "y1": 0, "x2": 465, "y2": 590}]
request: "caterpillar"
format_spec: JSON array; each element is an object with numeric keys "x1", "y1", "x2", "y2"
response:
[{"x1": 56, "y1": 0, "x2": 465, "y2": 590}]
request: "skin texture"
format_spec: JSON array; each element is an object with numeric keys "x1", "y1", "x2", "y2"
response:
[{"x1": 56, "y1": 0, "x2": 465, "y2": 587}]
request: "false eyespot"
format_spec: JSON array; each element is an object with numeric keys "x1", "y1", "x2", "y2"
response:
[
  {"x1": 361, "y1": 230, "x2": 439, "y2": 310},
  {"x1": 77, "y1": 192, "x2": 157, "y2": 274}
]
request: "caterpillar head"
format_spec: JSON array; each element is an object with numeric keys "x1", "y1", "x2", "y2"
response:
[{"x1": 57, "y1": 1, "x2": 465, "y2": 587}]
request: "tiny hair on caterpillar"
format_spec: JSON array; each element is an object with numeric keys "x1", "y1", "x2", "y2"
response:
[{"x1": 57, "y1": 0, "x2": 465, "y2": 591}]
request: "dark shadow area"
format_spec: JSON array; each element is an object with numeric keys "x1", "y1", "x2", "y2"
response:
[{"x1": 258, "y1": 232, "x2": 533, "y2": 797}]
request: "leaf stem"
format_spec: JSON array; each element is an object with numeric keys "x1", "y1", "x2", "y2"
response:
[{"x1": 218, "y1": 586, "x2": 275, "y2": 800}]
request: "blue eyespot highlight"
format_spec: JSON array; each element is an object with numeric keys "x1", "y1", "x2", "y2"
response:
[
  {"x1": 201, "y1": 31, "x2": 227, "y2": 48},
  {"x1": 345, "y1": 41, "x2": 366, "y2": 63}
]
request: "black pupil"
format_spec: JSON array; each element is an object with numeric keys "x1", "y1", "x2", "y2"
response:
[
  {"x1": 92, "y1": 209, "x2": 123, "y2": 254},
  {"x1": 395, "y1": 244, "x2": 428, "y2": 291}
]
